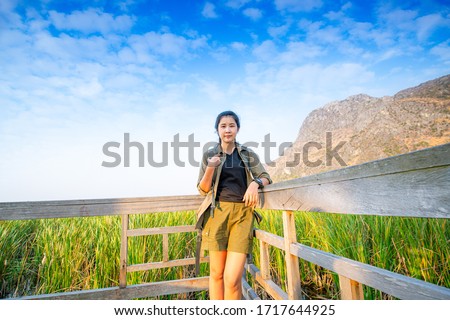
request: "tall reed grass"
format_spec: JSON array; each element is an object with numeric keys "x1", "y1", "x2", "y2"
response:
[
  {"x1": 1, "y1": 210, "x2": 448, "y2": 299},
  {"x1": 252, "y1": 210, "x2": 449, "y2": 299}
]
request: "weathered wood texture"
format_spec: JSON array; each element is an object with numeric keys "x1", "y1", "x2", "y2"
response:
[
  {"x1": 339, "y1": 275, "x2": 364, "y2": 300},
  {"x1": 119, "y1": 214, "x2": 129, "y2": 288},
  {"x1": 0, "y1": 195, "x2": 204, "y2": 220},
  {"x1": 242, "y1": 277, "x2": 261, "y2": 300},
  {"x1": 255, "y1": 229, "x2": 284, "y2": 249},
  {"x1": 127, "y1": 225, "x2": 195, "y2": 237},
  {"x1": 122, "y1": 222, "x2": 207, "y2": 281},
  {"x1": 290, "y1": 242, "x2": 450, "y2": 300},
  {"x1": 127, "y1": 257, "x2": 210, "y2": 272},
  {"x1": 254, "y1": 229, "x2": 450, "y2": 300},
  {"x1": 282, "y1": 210, "x2": 302, "y2": 299},
  {"x1": 17, "y1": 277, "x2": 209, "y2": 300},
  {"x1": 260, "y1": 143, "x2": 450, "y2": 218},
  {"x1": 259, "y1": 240, "x2": 271, "y2": 280},
  {"x1": 245, "y1": 263, "x2": 288, "y2": 300}
]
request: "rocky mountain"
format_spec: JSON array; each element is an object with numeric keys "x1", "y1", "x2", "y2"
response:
[{"x1": 267, "y1": 74, "x2": 450, "y2": 182}]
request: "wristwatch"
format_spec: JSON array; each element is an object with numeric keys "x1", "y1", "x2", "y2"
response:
[{"x1": 253, "y1": 177, "x2": 264, "y2": 189}]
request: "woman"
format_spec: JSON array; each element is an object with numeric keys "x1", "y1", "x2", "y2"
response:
[{"x1": 196, "y1": 110, "x2": 272, "y2": 300}]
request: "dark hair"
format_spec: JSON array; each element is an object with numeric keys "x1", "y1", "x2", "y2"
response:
[{"x1": 214, "y1": 110, "x2": 240, "y2": 131}]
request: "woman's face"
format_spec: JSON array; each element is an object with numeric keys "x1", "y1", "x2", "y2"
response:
[{"x1": 218, "y1": 116, "x2": 239, "y2": 144}]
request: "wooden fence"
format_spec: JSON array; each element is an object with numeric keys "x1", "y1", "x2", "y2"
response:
[{"x1": 1, "y1": 143, "x2": 449, "y2": 300}]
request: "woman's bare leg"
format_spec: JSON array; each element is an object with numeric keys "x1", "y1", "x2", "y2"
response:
[
  {"x1": 223, "y1": 251, "x2": 247, "y2": 300},
  {"x1": 209, "y1": 250, "x2": 227, "y2": 300}
]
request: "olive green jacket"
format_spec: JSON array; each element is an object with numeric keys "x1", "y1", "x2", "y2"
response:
[{"x1": 195, "y1": 142, "x2": 272, "y2": 230}]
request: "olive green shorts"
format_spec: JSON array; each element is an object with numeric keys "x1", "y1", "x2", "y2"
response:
[{"x1": 201, "y1": 201, "x2": 254, "y2": 254}]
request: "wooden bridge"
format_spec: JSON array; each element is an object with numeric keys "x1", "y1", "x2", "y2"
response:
[{"x1": 1, "y1": 143, "x2": 449, "y2": 300}]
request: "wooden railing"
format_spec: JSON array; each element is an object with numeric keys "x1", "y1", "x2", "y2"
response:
[
  {"x1": 1, "y1": 195, "x2": 208, "y2": 300},
  {"x1": 1, "y1": 143, "x2": 449, "y2": 300},
  {"x1": 248, "y1": 142, "x2": 450, "y2": 300}
]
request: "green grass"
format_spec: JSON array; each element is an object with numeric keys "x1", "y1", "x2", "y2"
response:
[
  {"x1": 1, "y1": 210, "x2": 448, "y2": 299},
  {"x1": 252, "y1": 210, "x2": 449, "y2": 299}
]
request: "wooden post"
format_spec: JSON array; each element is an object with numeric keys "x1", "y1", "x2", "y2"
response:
[
  {"x1": 163, "y1": 234, "x2": 169, "y2": 262},
  {"x1": 119, "y1": 213, "x2": 129, "y2": 288},
  {"x1": 339, "y1": 275, "x2": 364, "y2": 300},
  {"x1": 259, "y1": 239, "x2": 271, "y2": 280},
  {"x1": 282, "y1": 210, "x2": 302, "y2": 299}
]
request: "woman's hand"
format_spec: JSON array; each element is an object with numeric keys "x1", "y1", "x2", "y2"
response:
[
  {"x1": 207, "y1": 154, "x2": 222, "y2": 167},
  {"x1": 243, "y1": 181, "x2": 260, "y2": 208}
]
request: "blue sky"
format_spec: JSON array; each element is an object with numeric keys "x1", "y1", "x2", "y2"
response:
[{"x1": 0, "y1": 0, "x2": 449, "y2": 202}]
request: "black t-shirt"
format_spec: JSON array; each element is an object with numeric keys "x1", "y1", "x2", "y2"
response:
[{"x1": 216, "y1": 148, "x2": 247, "y2": 202}]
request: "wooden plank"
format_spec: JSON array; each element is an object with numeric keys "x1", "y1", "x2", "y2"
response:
[
  {"x1": 261, "y1": 144, "x2": 450, "y2": 218},
  {"x1": 163, "y1": 234, "x2": 169, "y2": 262},
  {"x1": 246, "y1": 264, "x2": 288, "y2": 300},
  {"x1": 267, "y1": 143, "x2": 450, "y2": 191},
  {"x1": 17, "y1": 277, "x2": 209, "y2": 300},
  {"x1": 128, "y1": 225, "x2": 195, "y2": 237},
  {"x1": 339, "y1": 275, "x2": 364, "y2": 300},
  {"x1": 256, "y1": 228, "x2": 450, "y2": 300},
  {"x1": 242, "y1": 277, "x2": 261, "y2": 300},
  {"x1": 119, "y1": 214, "x2": 128, "y2": 288},
  {"x1": 259, "y1": 239, "x2": 271, "y2": 280},
  {"x1": 127, "y1": 257, "x2": 210, "y2": 272},
  {"x1": 282, "y1": 211, "x2": 302, "y2": 299},
  {"x1": 289, "y1": 242, "x2": 450, "y2": 300},
  {"x1": 0, "y1": 195, "x2": 204, "y2": 221},
  {"x1": 255, "y1": 229, "x2": 284, "y2": 250}
]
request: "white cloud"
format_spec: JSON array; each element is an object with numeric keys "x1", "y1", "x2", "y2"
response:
[
  {"x1": 377, "y1": 7, "x2": 418, "y2": 29},
  {"x1": 376, "y1": 48, "x2": 404, "y2": 62},
  {"x1": 128, "y1": 31, "x2": 208, "y2": 59},
  {"x1": 268, "y1": 22, "x2": 290, "y2": 38},
  {"x1": 0, "y1": 0, "x2": 18, "y2": 12},
  {"x1": 306, "y1": 25, "x2": 341, "y2": 43},
  {"x1": 1, "y1": 0, "x2": 448, "y2": 202},
  {"x1": 0, "y1": 28, "x2": 29, "y2": 48},
  {"x1": 70, "y1": 77, "x2": 104, "y2": 97},
  {"x1": 297, "y1": 6, "x2": 442, "y2": 61},
  {"x1": 117, "y1": 0, "x2": 137, "y2": 12},
  {"x1": 430, "y1": 41, "x2": 450, "y2": 63},
  {"x1": 275, "y1": 0, "x2": 323, "y2": 12},
  {"x1": 230, "y1": 61, "x2": 376, "y2": 125},
  {"x1": 341, "y1": 2, "x2": 352, "y2": 11},
  {"x1": 196, "y1": 77, "x2": 225, "y2": 101},
  {"x1": 298, "y1": 19, "x2": 323, "y2": 34},
  {"x1": 279, "y1": 41, "x2": 324, "y2": 62},
  {"x1": 230, "y1": 41, "x2": 247, "y2": 51},
  {"x1": 252, "y1": 40, "x2": 278, "y2": 61},
  {"x1": 309, "y1": 24, "x2": 369, "y2": 57},
  {"x1": 416, "y1": 13, "x2": 447, "y2": 42},
  {"x1": 243, "y1": 8, "x2": 263, "y2": 21},
  {"x1": 0, "y1": 0, "x2": 23, "y2": 28},
  {"x1": 36, "y1": 32, "x2": 113, "y2": 61},
  {"x1": 224, "y1": 60, "x2": 377, "y2": 162},
  {"x1": 145, "y1": 32, "x2": 193, "y2": 57},
  {"x1": 225, "y1": 0, "x2": 251, "y2": 9},
  {"x1": 202, "y1": 2, "x2": 218, "y2": 19},
  {"x1": 210, "y1": 46, "x2": 231, "y2": 62},
  {"x1": 48, "y1": 8, "x2": 134, "y2": 34},
  {"x1": 0, "y1": 6, "x2": 217, "y2": 201}
]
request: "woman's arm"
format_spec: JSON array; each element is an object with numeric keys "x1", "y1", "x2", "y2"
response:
[
  {"x1": 197, "y1": 154, "x2": 222, "y2": 195},
  {"x1": 260, "y1": 177, "x2": 270, "y2": 186},
  {"x1": 198, "y1": 166, "x2": 215, "y2": 194},
  {"x1": 243, "y1": 149, "x2": 272, "y2": 207}
]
